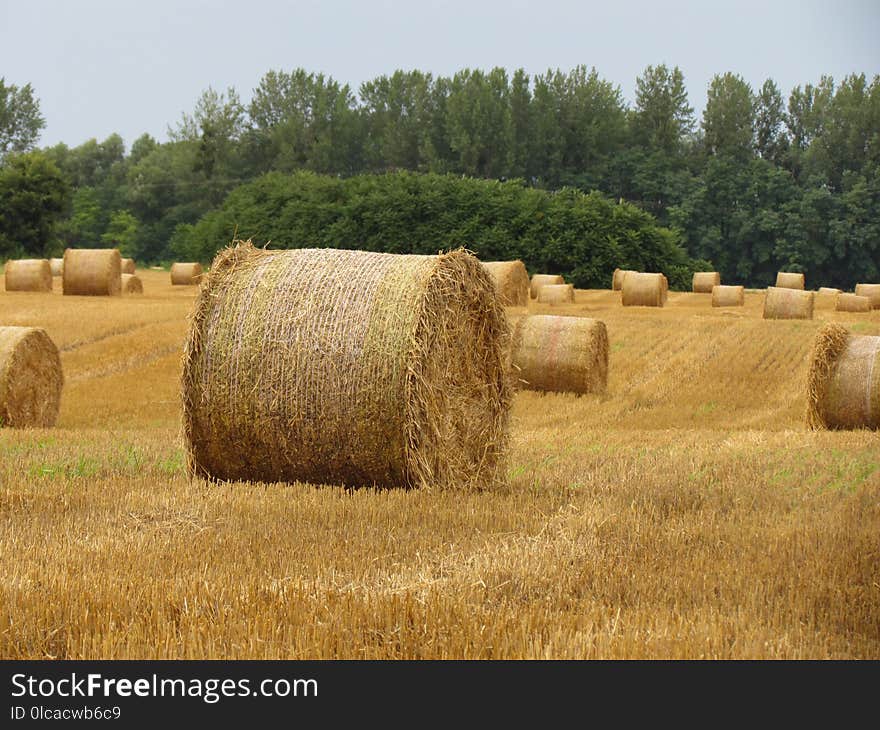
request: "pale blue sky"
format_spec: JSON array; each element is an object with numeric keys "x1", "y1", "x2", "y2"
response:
[{"x1": 2, "y1": 0, "x2": 878, "y2": 149}]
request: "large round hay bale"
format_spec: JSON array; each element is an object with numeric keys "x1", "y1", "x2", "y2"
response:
[
  {"x1": 775, "y1": 271, "x2": 805, "y2": 289},
  {"x1": 806, "y1": 323, "x2": 879, "y2": 430},
  {"x1": 182, "y1": 243, "x2": 511, "y2": 489},
  {"x1": 121, "y1": 273, "x2": 143, "y2": 294},
  {"x1": 612, "y1": 268, "x2": 636, "y2": 291},
  {"x1": 62, "y1": 249, "x2": 121, "y2": 296},
  {"x1": 5, "y1": 259, "x2": 52, "y2": 292},
  {"x1": 711, "y1": 284, "x2": 744, "y2": 307},
  {"x1": 49, "y1": 258, "x2": 64, "y2": 277},
  {"x1": 692, "y1": 271, "x2": 721, "y2": 293},
  {"x1": 530, "y1": 274, "x2": 564, "y2": 299},
  {"x1": 511, "y1": 315, "x2": 608, "y2": 395},
  {"x1": 171, "y1": 262, "x2": 203, "y2": 285},
  {"x1": 854, "y1": 283, "x2": 880, "y2": 309},
  {"x1": 481, "y1": 260, "x2": 529, "y2": 306},
  {"x1": 537, "y1": 283, "x2": 574, "y2": 304},
  {"x1": 0, "y1": 326, "x2": 63, "y2": 427},
  {"x1": 621, "y1": 272, "x2": 666, "y2": 307},
  {"x1": 763, "y1": 287, "x2": 814, "y2": 320},
  {"x1": 120, "y1": 257, "x2": 136, "y2": 274},
  {"x1": 836, "y1": 293, "x2": 871, "y2": 313}
]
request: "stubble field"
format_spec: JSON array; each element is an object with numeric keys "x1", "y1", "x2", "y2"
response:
[{"x1": 1, "y1": 270, "x2": 878, "y2": 658}]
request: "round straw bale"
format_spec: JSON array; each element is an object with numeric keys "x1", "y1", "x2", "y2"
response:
[
  {"x1": 120, "y1": 257, "x2": 136, "y2": 274},
  {"x1": 511, "y1": 315, "x2": 608, "y2": 395},
  {"x1": 171, "y1": 262, "x2": 203, "y2": 285},
  {"x1": 818, "y1": 287, "x2": 841, "y2": 296},
  {"x1": 854, "y1": 283, "x2": 880, "y2": 309},
  {"x1": 121, "y1": 273, "x2": 143, "y2": 294},
  {"x1": 0, "y1": 326, "x2": 63, "y2": 427},
  {"x1": 181, "y1": 242, "x2": 512, "y2": 489},
  {"x1": 692, "y1": 271, "x2": 721, "y2": 293},
  {"x1": 806, "y1": 323, "x2": 879, "y2": 430},
  {"x1": 762, "y1": 286, "x2": 814, "y2": 319},
  {"x1": 49, "y1": 258, "x2": 64, "y2": 277},
  {"x1": 612, "y1": 268, "x2": 636, "y2": 291},
  {"x1": 62, "y1": 249, "x2": 121, "y2": 296},
  {"x1": 537, "y1": 283, "x2": 575, "y2": 304},
  {"x1": 836, "y1": 293, "x2": 871, "y2": 312},
  {"x1": 775, "y1": 271, "x2": 805, "y2": 289},
  {"x1": 621, "y1": 272, "x2": 666, "y2": 307},
  {"x1": 530, "y1": 274, "x2": 564, "y2": 299},
  {"x1": 711, "y1": 284, "x2": 744, "y2": 307},
  {"x1": 5, "y1": 259, "x2": 52, "y2": 292},
  {"x1": 481, "y1": 260, "x2": 529, "y2": 306}
]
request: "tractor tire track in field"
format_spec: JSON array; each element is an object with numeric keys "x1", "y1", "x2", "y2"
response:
[{"x1": 59, "y1": 318, "x2": 184, "y2": 353}]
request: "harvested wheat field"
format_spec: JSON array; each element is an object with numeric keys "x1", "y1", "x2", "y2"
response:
[{"x1": 0, "y1": 271, "x2": 878, "y2": 659}]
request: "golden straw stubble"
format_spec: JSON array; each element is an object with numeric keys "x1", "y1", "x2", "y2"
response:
[
  {"x1": 4, "y1": 259, "x2": 52, "y2": 292},
  {"x1": 62, "y1": 249, "x2": 122, "y2": 296},
  {"x1": 763, "y1": 287, "x2": 814, "y2": 320},
  {"x1": 0, "y1": 326, "x2": 63, "y2": 427},
  {"x1": 481, "y1": 261, "x2": 530, "y2": 306}
]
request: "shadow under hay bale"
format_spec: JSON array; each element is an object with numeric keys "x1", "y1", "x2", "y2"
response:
[
  {"x1": 182, "y1": 242, "x2": 512, "y2": 490},
  {"x1": 0, "y1": 326, "x2": 63, "y2": 427},
  {"x1": 121, "y1": 273, "x2": 143, "y2": 294},
  {"x1": 481, "y1": 260, "x2": 529, "y2": 306},
  {"x1": 63, "y1": 249, "x2": 121, "y2": 296},
  {"x1": 763, "y1": 287, "x2": 814, "y2": 320},
  {"x1": 711, "y1": 284, "x2": 744, "y2": 307},
  {"x1": 836, "y1": 293, "x2": 871, "y2": 313},
  {"x1": 622, "y1": 272, "x2": 666, "y2": 307},
  {"x1": 612, "y1": 268, "x2": 636, "y2": 291},
  {"x1": 775, "y1": 271, "x2": 805, "y2": 290},
  {"x1": 854, "y1": 283, "x2": 880, "y2": 309},
  {"x1": 121, "y1": 258, "x2": 136, "y2": 274},
  {"x1": 171, "y1": 262, "x2": 203, "y2": 285},
  {"x1": 49, "y1": 258, "x2": 64, "y2": 277},
  {"x1": 537, "y1": 283, "x2": 574, "y2": 304},
  {"x1": 5, "y1": 259, "x2": 52, "y2": 292},
  {"x1": 692, "y1": 271, "x2": 720, "y2": 293},
  {"x1": 530, "y1": 274, "x2": 564, "y2": 299}
]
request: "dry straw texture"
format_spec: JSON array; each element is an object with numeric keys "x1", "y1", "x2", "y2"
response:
[
  {"x1": 537, "y1": 283, "x2": 575, "y2": 304},
  {"x1": 511, "y1": 314, "x2": 608, "y2": 395},
  {"x1": 775, "y1": 271, "x2": 805, "y2": 289},
  {"x1": 622, "y1": 272, "x2": 666, "y2": 307},
  {"x1": 763, "y1": 287, "x2": 814, "y2": 320},
  {"x1": 121, "y1": 258, "x2": 136, "y2": 274},
  {"x1": 63, "y1": 249, "x2": 121, "y2": 296},
  {"x1": 171, "y1": 262, "x2": 203, "y2": 285},
  {"x1": 806, "y1": 323, "x2": 879, "y2": 430},
  {"x1": 836, "y1": 293, "x2": 871, "y2": 313},
  {"x1": 49, "y1": 258, "x2": 64, "y2": 277},
  {"x1": 182, "y1": 242, "x2": 512, "y2": 490},
  {"x1": 0, "y1": 326, "x2": 63, "y2": 427},
  {"x1": 711, "y1": 284, "x2": 744, "y2": 307},
  {"x1": 5, "y1": 259, "x2": 52, "y2": 292},
  {"x1": 530, "y1": 274, "x2": 564, "y2": 299},
  {"x1": 692, "y1": 271, "x2": 721, "y2": 293},
  {"x1": 481, "y1": 260, "x2": 529, "y2": 306},
  {"x1": 818, "y1": 287, "x2": 841, "y2": 296},
  {"x1": 121, "y1": 274, "x2": 143, "y2": 295},
  {"x1": 854, "y1": 283, "x2": 880, "y2": 309},
  {"x1": 612, "y1": 268, "x2": 636, "y2": 291}
]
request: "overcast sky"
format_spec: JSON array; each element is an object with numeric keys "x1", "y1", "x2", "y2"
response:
[{"x1": 2, "y1": 0, "x2": 878, "y2": 150}]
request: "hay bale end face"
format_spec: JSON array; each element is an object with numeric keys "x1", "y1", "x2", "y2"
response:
[
  {"x1": 537, "y1": 283, "x2": 575, "y2": 304},
  {"x1": 775, "y1": 271, "x2": 805, "y2": 290},
  {"x1": 62, "y1": 249, "x2": 121, "y2": 296},
  {"x1": 622, "y1": 272, "x2": 666, "y2": 307},
  {"x1": 171, "y1": 262, "x2": 203, "y2": 285},
  {"x1": 836, "y1": 293, "x2": 871, "y2": 313},
  {"x1": 692, "y1": 271, "x2": 721, "y2": 293},
  {"x1": 530, "y1": 274, "x2": 564, "y2": 299},
  {"x1": 0, "y1": 326, "x2": 63, "y2": 427},
  {"x1": 763, "y1": 287, "x2": 814, "y2": 320},
  {"x1": 182, "y1": 243, "x2": 512, "y2": 490},
  {"x1": 5, "y1": 259, "x2": 52, "y2": 292},
  {"x1": 711, "y1": 284, "x2": 744, "y2": 307},
  {"x1": 854, "y1": 283, "x2": 880, "y2": 309},
  {"x1": 49, "y1": 258, "x2": 64, "y2": 277},
  {"x1": 481, "y1": 260, "x2": 529, "y2": 306},
  {"x1": 612, "y1": 268, "x2": 636, "y2": 291},
  {"x1": 511, "y1": 315, "x2": 608, "y2": 395},
  {"x1": 121, "y1": 273, "x2": 143, "y2": 294},
  {"x1": 121, "y1": 258, "x2": 136, "y2": 274},
  {"x1": 806, "y1": 323, "x2": 879, "y2": 430}
]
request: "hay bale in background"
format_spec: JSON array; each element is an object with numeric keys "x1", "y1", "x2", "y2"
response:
[
  {"x1": 511, "y1": 315, "x2": 608, "y2": 395},
  {"x1": 818, "y1": 287, "x2": 841, "y2": 296},
  {"x1": 763, "y1": 286, "x2": 814, "y2": 319},
  {"x1": 5, "y1": 260, "x2": 52, "y2": 292},
  {"x1": 711, "y1": 285, "x2": 744, "y2": 307},
  {"x1": 537, "y1": 283, "x2": 575, "y2": 304},
  {"x1": 836, "y1": 293, "x2": 871, "y2": 313},
  {"x1": 692, "y1": 271, "x2": 721, "y2": 293},
  {"x1": 481, "y1": 260, "x2": 529, "y2": 306},
  {"x1": 63, "y1": 249, "x2": 121, "y2": 296},
  {"x1": 121, "y1": 258, "x2": 136, "y2": 274},
  {"x1": 775, "y1": 271, "x2": 805, "y2": 289},
  {"x1": 854, "y1": 283, "x2": 880, "y2": 309},
  {"x1": 171, "y1": 262, "x2": 203, "y2": 285},
  {"x1": 0, "y1": 326, "x2": 63, "y2": 427},
  {"x1": 806, "y1": 323, "x2": 879, "y2": 430},
  {"x1": 530, "y1": 274, "x2": 564, "y2": 299},
  {"x1": 612, "y1": 268, "x2": 636, "y2": 291},
  {"x1": 182, "y1": 242, "x2": 511, "y2": 490},
  {"x1": 121, "y1": 273, "x2": 143, "y2": 294},
  {"x1": 49, "y1": 258, "x2": 64, "y2": 277},
  {"x1": 622, "y1": 272, "x2": 666, "y2": 307}
]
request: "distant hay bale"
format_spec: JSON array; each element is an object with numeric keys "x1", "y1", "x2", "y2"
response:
[
  {"x1": 171, "y1": 262, "x2": 203, "y2": 285},
  {"x1": 692, "y1": 271, "x2": 721, "y2": 293},
  {"x1": 836, "y1": 293, "x2": 871, "y2": 313},
  {"x1": 511, "y1": 315, "x2": 608, "y2": 395},
  {"x1": 530, "y1": 274, "x2": 564, "y2": 299},
  {"x1": 481, "y1": 260, "x2": 529, "y2": 306},
  {"x1": 0, "y1": 326, "x2": 63, "y2": 427},
  {"x1": 711, "y1": 284, "x2": 744, "y2": 307},
  {"x1": 62, "y1": 249, "x2": 121, "y2": 296},
  {"x1": 621, "y1": 272, "x2": 666, "y2": 307},
  {"x1": 762, "y1": 287, "x2": 814, "y2": 320},
  {"x1": 854, "y1": 283, "x2": 880, "y2": 309},
  {"x1": 49, "y1": 258, "x2": 64, "y2": 277},
  {"x1": 806, "y1": 323, "x2": 879, "y2": 430},
  {"x1": 775, "y1": 271, "x2": 805, "y2": 289},
  {"x1": 612, "y1": 268, "x2": 636, "y2": 291},
  {"x1": 121, "y1": 258, "x2": 136, "y2": 274},
  {"x1": 121, "y1": 273, "x2": 143, "y2": 294},
  {"x1": 818, "y1": 287, "x2": 841, "y2": 296},
  {"x1": 537, "y1": 283, "x2": 574, "y2": 304},
  {"x1": 182, "y1": 242, "x2": 511, "y2": 490},
  {"x1": 5, "y1": 259, "x2": 52, "y2": 292}
]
